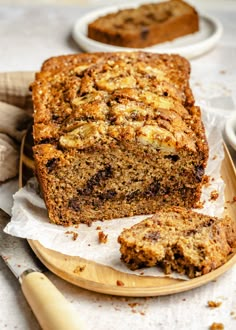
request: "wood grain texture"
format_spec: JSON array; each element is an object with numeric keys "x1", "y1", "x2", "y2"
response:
[{"x1": 20, "y1": 132, "x2": 236, "y2": 296}]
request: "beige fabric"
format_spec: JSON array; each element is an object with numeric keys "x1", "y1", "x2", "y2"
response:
[{"x1": 0, "y1": 72, "x2": 34, "y2": 182}]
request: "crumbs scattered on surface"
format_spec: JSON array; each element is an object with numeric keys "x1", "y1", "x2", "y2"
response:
[
  {"x1": 65, "y1": 231, "x2": 79, "y2": 241},
  {"x1": 209, "y1": 190, "x2": 219, "y2": 201},
  {"x1": 209, "y1": 322, "x2": 224, "y2": 330},
  {"x1": 98, "y1": 231, "x2": 108, "y2": 243},
  {"x1": 96, "y1": 226, "x2": 101, "y2": 230},
  {"x1": 127, "y1": 301, "x2": 147, "y2": 315},
  {"x1": 207, "y1": 301, "x2": 222, "y2": 308},
  {"x1": 116, "y1": 280, "x2": 124, "y2": 286},
  {"x1": 73, "y1": 264, "x2": 86, "y2": 274}
]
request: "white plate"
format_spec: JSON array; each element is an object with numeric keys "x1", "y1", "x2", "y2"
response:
[
  {"x1": 225, "y1": 114, "x2": 236, "y2": 151},
  {"x1": 72, "y1": 4, "x2": 223, "y2": 59}
]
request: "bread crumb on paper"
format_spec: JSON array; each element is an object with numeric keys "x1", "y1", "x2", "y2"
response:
[
  {"x1": 65, "y1": 231, "x2": 78, "y2": 241},
  {"x1": 207, "y1": 301, "x2": 222, "y2": 308},
  {"x1": 98, "y1": 231, "x2": 108, "y2": 244},
  {"x1": 209, "y1": 322, "x2": 224, "y2": 330},
  {"x1": 209, "y1": 190, "x2": 219, "y2": 201}
]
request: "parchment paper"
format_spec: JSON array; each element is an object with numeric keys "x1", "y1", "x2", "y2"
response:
[{"x1": 4, "y1": 109, "x2": 225, "y2": 279}]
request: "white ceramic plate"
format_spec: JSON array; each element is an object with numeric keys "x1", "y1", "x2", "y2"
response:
[
  {"x1": 225, "y1": 113, "x2": 236, "y2": 151},
  {"x1": 72, "y1": 4, "x2": 223, "y2": 59}
]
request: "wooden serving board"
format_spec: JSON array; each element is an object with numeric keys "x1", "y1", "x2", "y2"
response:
[{"x1": 19, "y1": 131, "x2": 236, "y2": 297}]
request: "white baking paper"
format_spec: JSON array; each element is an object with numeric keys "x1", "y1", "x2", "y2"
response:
[{"x1": 4, "y1": 109, "x2": 226, "y2": 279}]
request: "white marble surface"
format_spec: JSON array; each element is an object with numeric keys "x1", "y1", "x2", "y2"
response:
[{"x1": 1, "y1": 1, "x2": 236, "y2": 329}]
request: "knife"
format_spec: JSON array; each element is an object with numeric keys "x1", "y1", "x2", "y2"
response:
[{"x1": 0, "y1": 209, "x2": 85, "y2": 330}]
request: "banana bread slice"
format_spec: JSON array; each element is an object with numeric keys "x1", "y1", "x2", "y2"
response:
[
  {"x1": 118, "y1": 207, "x2": 236, "y2": 278},
  {"x1": 31, "y1": 52, "x2": 208, "y2": 226},
  {"x1": 88, "y1": 0, "x2": 199, "y2": 48}
]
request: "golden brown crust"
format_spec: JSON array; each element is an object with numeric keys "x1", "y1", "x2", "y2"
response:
[
  {"x1": 118, "y1": 207, "x2": 236, "y2": 278},
  {"x1": 88, "y1": 0, "x2": 199, "y2": 48},
  {"x1": 32, "y1": 52, "x2": 208, "y2": 225}
]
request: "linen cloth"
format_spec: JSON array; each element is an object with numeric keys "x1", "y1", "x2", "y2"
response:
[{"x1": 0, "y1": 72, "x2": 33, "y2": 210}]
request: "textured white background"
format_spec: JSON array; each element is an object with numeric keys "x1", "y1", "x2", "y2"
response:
[{"x1": 1, "y1": 1, "x2": 236, "y2": 330}]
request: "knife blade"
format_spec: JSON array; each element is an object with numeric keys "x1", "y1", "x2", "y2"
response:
[{"x1": 0, "y1": 209, "x2": 85, "y2": 330}]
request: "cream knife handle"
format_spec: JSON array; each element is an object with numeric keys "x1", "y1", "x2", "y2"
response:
[{"x1": 21, "y1": 271, "x2": 85, "y2": 330}]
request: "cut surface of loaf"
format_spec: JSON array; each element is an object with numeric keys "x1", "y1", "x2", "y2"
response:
[
  {"x1": 118, "y1": 207, "x2": 236, "y2": 278},
  {"x1": 88, "y1": 0, "x2": 199, "y2": 48},
  {"x1": 31, "y1": 52, "x2": 208, "y2": 226}
]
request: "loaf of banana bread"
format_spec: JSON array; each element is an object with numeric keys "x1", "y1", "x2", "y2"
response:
[
  {"x1": 118, "y1": 207, "x2": 236, "y2": 278},
  {"x1": 31, "y1": 52, "x2": 208, "y2": 226},
  {"x1": 88, "y1": 0, "x2": 199, "y2": 48}
]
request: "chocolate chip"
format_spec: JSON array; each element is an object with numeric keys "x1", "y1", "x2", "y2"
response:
[
  {"x1": 164, "y1": 154, "x2": 180, "y2": 162},
  {"x1": 45, "y1": 157, "x2": 59, "y2": 173},
  {"x1": 68, "y1": 198, "x2": 81, "y2": 212},
  {"x1": 82, "y1": 165, "x2": 113, "y2": 194},
  {"x1": 195, "y1": 165, "x2": 204, "y2": 182},
  {"x1": 52, "y1": 114, "x2": 60, "y2": 122},
  {"x1": 98, "y1": 189, "x2": 117, "y2": 201},
  {"x1": 185, "y1": 229, "x2": 197, "y2": 235},
  {"x1": 144, "y1": 179, "x2": 160, "y2": 197},
  {"x1": 126, "y1": 190, "x2": 140, "y2": 202},
  {"x1": 203, "y1": 219, "x2": 214, "y2": 227}
]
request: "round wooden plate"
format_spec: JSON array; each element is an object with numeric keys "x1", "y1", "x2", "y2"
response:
[{"x1": 20, "y1": 130, "x2": 236, "y2": 296}]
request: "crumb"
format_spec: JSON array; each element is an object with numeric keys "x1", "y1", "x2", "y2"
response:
[
  {"x1": 139, "y1": 272, "x2": 144, "y2": 275},
  {"x1": 209, "y1": 322, "x2": 224, "y2": 330},
  {"x1": 219, "y1": 70, "x2": 226, "y2": 74},
  {"x1": 116, "y1": 280, "x2": 125, "y2": 286},
  {"x1": 209, "y1": 190, "x2": 219, "y2": 201},
  {"x1": 65, "y1": 231, "x2": 78, "y2": 241},
  {"x1": 74, "y1": 224, "x2": 79, "y2": 229},
  {"x1": 98, "y1": 231, "x2": 108, "y2": 243},
  {"x1": 212, "y1": 155, "x2": 218, "y2": 160},
  {"x1": 203, "y1": 175, "x2": 211, "y2": 186},
  {"x1": 96, "y1": 226, "x2": 101, "y2": 230},
  {"x1": 230, "y1": 311, "x2": 236, "y2": 319},
  {"x1": 207, "y1": 301, "x2": 222, "y2": 308},
  {"x1": 73, "y1": 265, "x2": 86, "y2": 274},
  {"x1": 128, "y1": 303, "x2": 138, "y2": 308}
]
